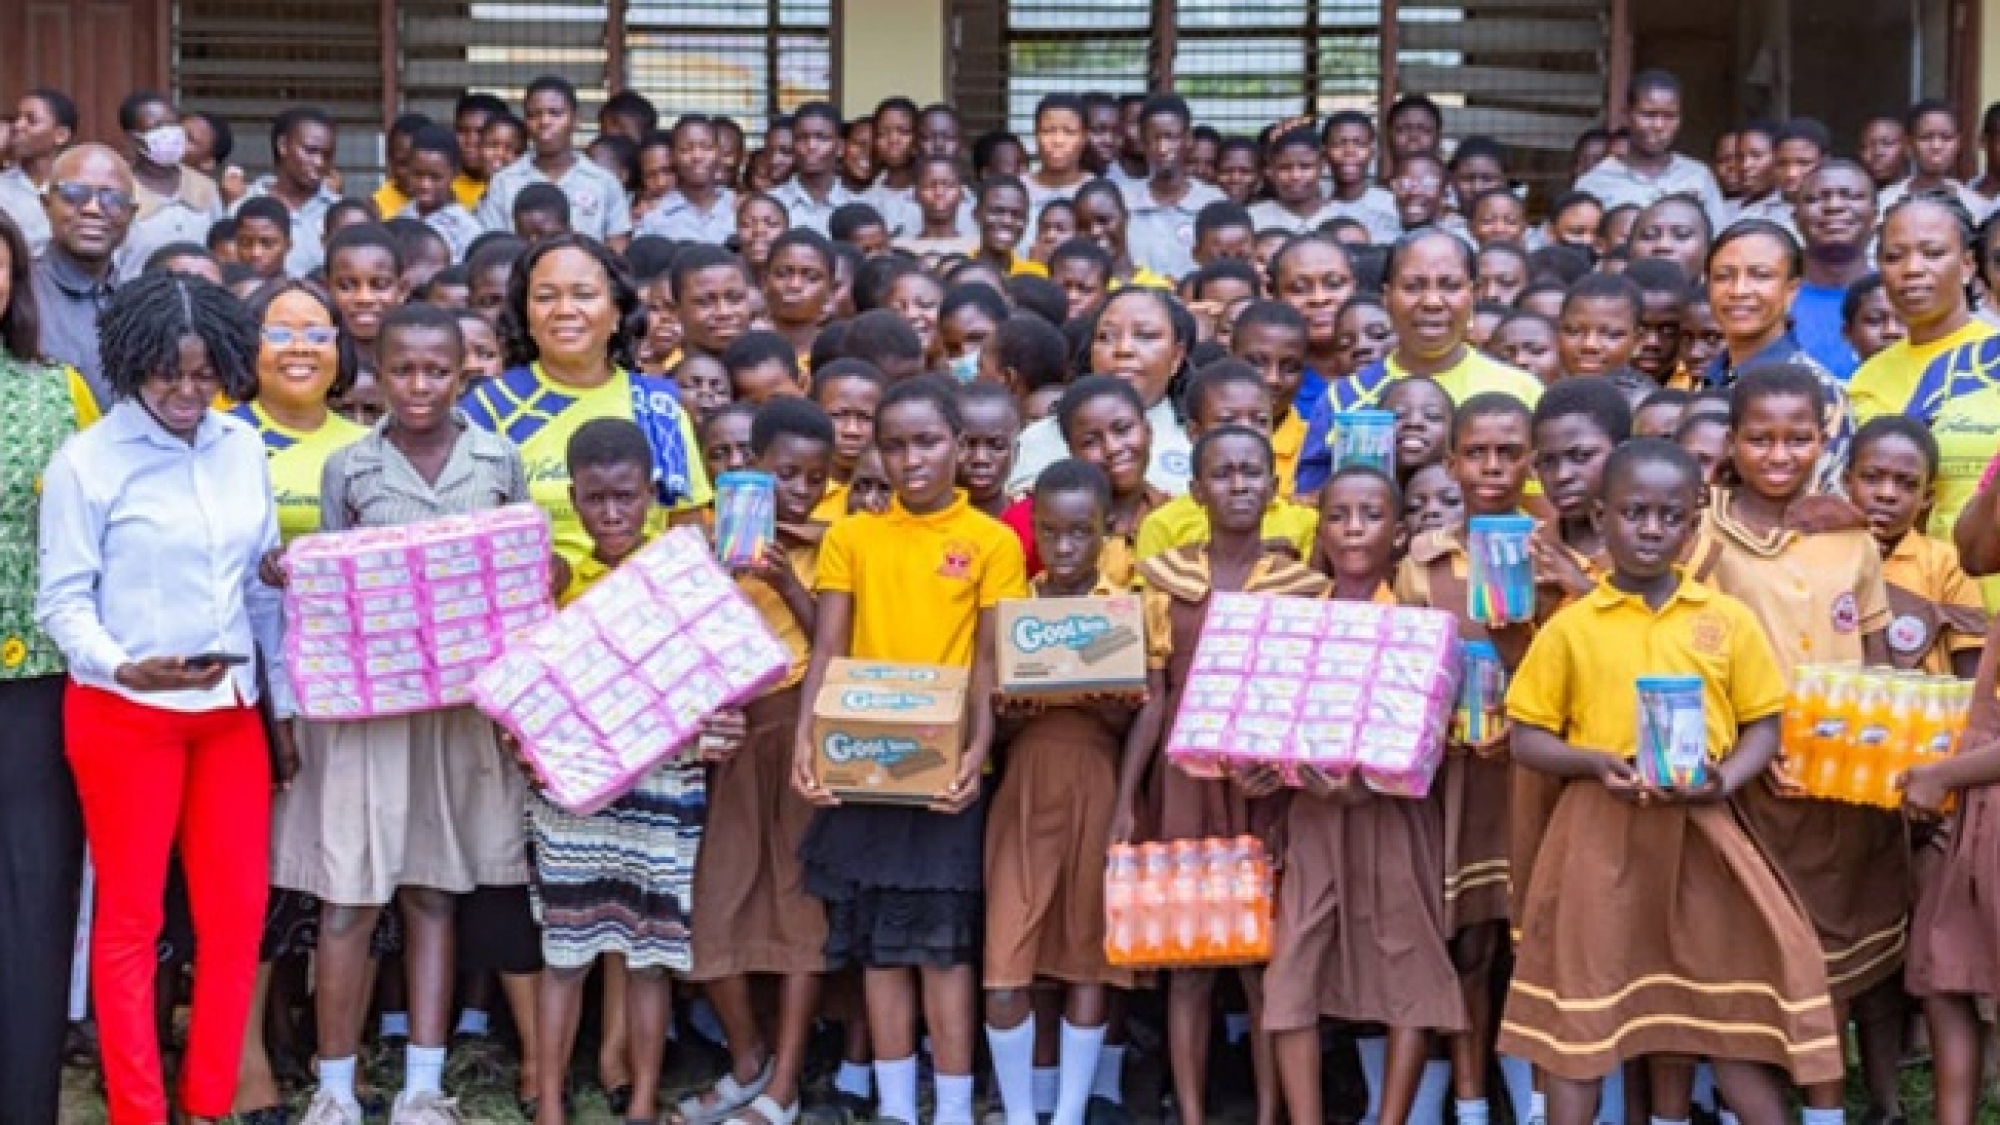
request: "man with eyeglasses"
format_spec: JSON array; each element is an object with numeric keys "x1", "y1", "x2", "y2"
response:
[{"x1": 31, "y1": 144, "x2": 136, "y2": 408}]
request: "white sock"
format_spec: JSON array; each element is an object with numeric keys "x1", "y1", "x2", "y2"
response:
[
  {"x1": 1412, "y1": 1060, "x2": 1452, "y2": 1125},
  {"x1": 318, "y1": 1055, "x2": 361, "y2": 1109},
  {"x1": 379, "y1": 1010, "x2": 410, "y2": 1038},
  {"x1": 1356, "y1": 1037, "x2": 1387, "y2": 1125},
  {"x1": 1720, "y1": 1114, "x2": 1742, "y2": 1125},
  {"x1": 1652, "y1": 1117, "x2": 1692, "y2": 1125},
  {"x1": 1498, "y1": 1055, "x2": 1535, "y2": 1124},
  {"x1": 1034, "y1": 1066, "x2": 1061, "y2": 1116},
  {"x1": 836, "y1": 1060, "x2": 872, "y2": 1099},
  {"x1": 405, "y1": 1044, "x2": 447, "y2": 1096},
  {"x1": 1692, "y1": 1063, "x2": 1718, "y2": 1113},
  {"x1": 1800, "y1": 1110, "x2": 1844, "y2": 1125},
  {"x1": 1092, "y1": 1043, "x2": 1126, "y2": 1104},
  {"x1": 454, "y1": 1008, "x2": 490, "y2": 1037},
  {"x1": 936, "y1": 1072, "x2": 976, "y2": 1125},
  {"x1": 1456, "y1": 1097, "x2": 1492, "y2": 1125},
  {"x1": 986, "y1": 1017, "x2": 1038, "y2": 1125},
  {"x1": 1054, "y1": 1021, "x2": 1106, "y2": 1125},
  {"x1": 1528, "y1": 1092, "x2": 1548, "y2": 1123},
  {"x1": 875, "y1": 1055, "x2": 919, "y2": 1125}
]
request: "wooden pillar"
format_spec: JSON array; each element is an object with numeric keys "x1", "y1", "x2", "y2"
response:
[
  {"x1": 1377, "y1": 0, "x2": 1398, "y2": 173},
  {"x1": 608, "y1": 0, "x2": 630, "y2": 95},
  {"x1": 1151, "y1": 0, "x2": 1177, "y2": 92},
  {"x1": 379, "y1": 0, "x2": 400, "y2": 130},
  {"x1": 1607, "y1": 0, "x2": 1631, "y2": 126}
]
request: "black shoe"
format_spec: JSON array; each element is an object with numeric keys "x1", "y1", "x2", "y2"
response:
[
  {"x1": 236, "y1": 1107, "x2": 292, "y2": 1125},
  {"x1": 1086, "y1": 1096, "x2": 1133, "y2": 1125}
]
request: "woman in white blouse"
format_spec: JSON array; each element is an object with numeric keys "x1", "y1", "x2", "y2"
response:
[{"x1": 36, "y1": 270, "x2": 290, "y2": 1125}]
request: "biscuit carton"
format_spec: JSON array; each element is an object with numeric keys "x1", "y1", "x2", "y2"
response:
[
  {"x1": 995, "y1": 595, "x2": 1148, "y2": 704},
  {"x1": 810, "y1": 660, "x2": 967, "y2": 805}
]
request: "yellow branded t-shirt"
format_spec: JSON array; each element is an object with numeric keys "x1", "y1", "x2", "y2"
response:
[
  {"x1": 462, "y1": 363, "x2": 713, "y2": 566},
  {"x1": 1506, "y1": 573, "x2": 1788, "y2": 761},
  {"x1": 1848, "y1": 320, "x2": 1997, "y2": 422},
  {"x1": 816, "y1": 489, "x2": 1028, "y2": 667},
  {"x1": 232, "y1": 402, "x2": 367, "y2": 542}
]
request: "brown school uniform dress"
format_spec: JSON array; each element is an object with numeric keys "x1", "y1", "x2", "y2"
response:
[
  {"x1": 1496, "y1": 573, "x2": 1843, "y2": 1085},
  {"x1": 1139, "y1": 545, "x2": 1330, "y2": 849},
  {"x1": 1879, "y1": 531, "x2": 1987, "y2": 676},
  {"x1": 1394, "y1": 526, "x2": 1564, "y2": 934},
  {"x1": 1262, "y1": 583, "x2": 1468, "y2": 1035},
  {"x1": 984, "y1": 574, "x2": 1140, "y2": 991},
  {"x1": 1902, "y1": 561, "x2": 1999, "y2": 1000},
  {"x1": 1694, "y1": 495, "x2": 1910, "y2": 1003},
  {"x1": 688, "y1": 525, "x2": 829, "y2": 980}
]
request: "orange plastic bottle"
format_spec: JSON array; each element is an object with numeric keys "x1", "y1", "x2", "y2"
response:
[
  {"x1": 1104, "y1": 845, "x2": 1139, "y2": 962},
  {"x1": 1847, "y1": 672, "x2": 1891, "y2": 805},
  {"x1": 1781, "y1": 667, "x2": 1816, "y2": 779},
  {"x1": 1168, "y1": 841, "x2": 1205, "y2": 961},
  {"x1": 1232, "y1": 835, "x2": 1270, "y2": 959},
  {"x1": 1810, "y1": 670, "x2": 1854, "y2": 799},
  {"x1": 1202, "y1": 841, "x2": 1236, "y2": 960},
  {"x1": 1137, "y1": 844, "x2": 1171, "y2": 962},
  {"x1": 1885, "y1": 676, "x2": 1924, "y2": 797}
]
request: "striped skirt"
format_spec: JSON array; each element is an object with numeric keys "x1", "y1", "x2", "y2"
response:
[{"x1": 527, "y1": 762, "x2": 707, "y2": 972}]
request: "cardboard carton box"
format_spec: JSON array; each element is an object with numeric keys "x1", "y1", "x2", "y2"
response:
[
  {"x1": 810, "y1": 660, "x2": 967, "y2": 804},
  {"x1": 996, "y1": 595, "x2": 1148, "y2": 704}
]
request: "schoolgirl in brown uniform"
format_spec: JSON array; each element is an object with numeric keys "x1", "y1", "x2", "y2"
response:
[
  {"x1": 983, "y1": 459, "x2": 1139, "y2": 1125},
  {"x1": 1392, "y1": 392, "x2": 1554, "y2": 1125},
  {"x1": 1114, "y1": 426, "x2": 1330, "y2": 1125},
  {"x1": 1690, "y1": 365, "x2": 1902, "y2": 1125},
  {"x1": 1267, "y1": 464, "x2": 1466, "y2": 1125}
]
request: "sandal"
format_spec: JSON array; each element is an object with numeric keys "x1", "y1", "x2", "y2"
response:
[
  {"x1": 723, "y1": 1095, "x2": 800, "y2": 1125},
  {"x1": 673, "y1": 1054, "x2": 776, "y2": 1125}
]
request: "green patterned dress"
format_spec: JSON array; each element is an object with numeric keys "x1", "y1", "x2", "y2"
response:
[{"x1": 0, "y1": 355, "x2": 81, "y2": 680}]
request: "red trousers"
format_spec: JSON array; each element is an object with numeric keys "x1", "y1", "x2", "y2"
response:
[{"x1": 66, "y1": 682, "x2": 270, "y2": 1125}]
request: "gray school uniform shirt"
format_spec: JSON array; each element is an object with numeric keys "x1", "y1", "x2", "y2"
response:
[
  {"x1": 636, "y1": 188, "x2": 739, "y2": 245},
  {"x1": 1571, "y1": 154, "x2": 1730, "y2": 234},
  {"x1": 319, "y1": 411, "x2": 530, "y2": 533},
  {"x1": 1125, "y1": 178, "x2": 1225, "y2": 281},
  {"x1": 476, "y1": 154, "x2": 633, "y2": 243}
]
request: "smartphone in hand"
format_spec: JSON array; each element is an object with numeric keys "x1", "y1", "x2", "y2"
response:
[{"x1": 185, "y1": 651, "x2": 250, "y2": 670}]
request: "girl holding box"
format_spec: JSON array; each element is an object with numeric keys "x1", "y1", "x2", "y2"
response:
[
  {"x1": 791, "y1": 376, "x2": 1029, "y2": 1125},
  {"x1": 275, "y1": 304, "x2": 532, "y2": 1124}
]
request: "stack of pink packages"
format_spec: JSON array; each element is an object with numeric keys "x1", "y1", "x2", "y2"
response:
[
  {"x1": 285, "y1": 504, "x2": 555, "y2": 719},
  {"x1": 471, "y1": 527, "x2": 791, "y2": 814},
  {"x1": 1165, "y1": 594, "x2": 1460, "y2": 797}
]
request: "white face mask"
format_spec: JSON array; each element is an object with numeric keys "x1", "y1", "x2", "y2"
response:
[{"x1": 138, "y1": 124, "x2": 188, "y2": 167}]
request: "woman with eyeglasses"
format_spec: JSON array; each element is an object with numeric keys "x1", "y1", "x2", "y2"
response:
[
  {"x1": 36, "y1": 269, "x2": 291, "y2": 1125},
  {"x1": 0, "y1": 208, "x2": 103, "y2": 1125}
]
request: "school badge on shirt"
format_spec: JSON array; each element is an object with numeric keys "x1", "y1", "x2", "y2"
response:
[
  {"x1": 1887, "y1": 613, "x2": 1930, "y2": 655},
  {"x1": 939, "y1": 539, "x2": 975, "y2": 581},
  {"x1": 1830, "y1": 591, "x2": 1859, "y2": 634},
  {"x1": 1688, "y1": 612, "x2": 1729, "y2": 656}
]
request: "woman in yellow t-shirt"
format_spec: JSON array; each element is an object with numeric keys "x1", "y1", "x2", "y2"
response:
[
  {"x1": 1848, "y1": 197, "x2": 1996, "y2": 423},
  {"x1": 462, "y1": 233, "x2": 711, "y2": 568},
  {"x1": 235, "y1": 281, "x2": 366, "y2": 541}
]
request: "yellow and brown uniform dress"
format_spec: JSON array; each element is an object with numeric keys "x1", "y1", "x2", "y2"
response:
[
  {"x1": 1262, "y1": 582, "x2": 1468, "y2": 1035},
  {"x1": 1878, "y1": 530, "x2": 1987, "y2": 676},
  {"x1": 983, "y1": 573, "x2": 1141, "y2": 991},
  {"x1": 1138, "y1": 545, "x2": 1329, "y2": 848},
  {"x1": 1496, "y1": 572, "x2": 1842, "y2": 1085},
  {"x1": 1393, "y1": 526, "x2": 1565, "y2": 935},
  {"x1": 1692, "y1": 495, "x2": 1908, "y2": 1003},
  {"x1": 689, "y1": 524, "x2": 828, "y2": 980},
  {"x1": 1099, "y1": 484, "x2": 1171, "y2": 589}
]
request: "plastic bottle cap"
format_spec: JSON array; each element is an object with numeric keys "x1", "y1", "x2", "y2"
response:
[
  {"x1": 1636, "y1": 675, "x2": 1703, "y2": 691},
  {"x1": 1468, "y1": 514, "x2": 1536, "y2": 533}
]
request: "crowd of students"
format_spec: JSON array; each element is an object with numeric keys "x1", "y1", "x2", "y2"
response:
[{"x1": 8, "y1": 56, "x2": 2000, "y2": 1125}]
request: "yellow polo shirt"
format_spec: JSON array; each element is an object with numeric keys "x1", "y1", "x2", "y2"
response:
[
  {"x1": 452, "y1": 173, "x2": 487, "y2": 211},
  {"x1": 1506, "y1": 573, "x2": 1788, "y2": 761},
  {"x1": 816, "y1": 489, "x2": 1027, "y2": 667}
]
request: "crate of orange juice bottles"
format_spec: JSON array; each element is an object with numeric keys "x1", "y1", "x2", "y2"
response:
[
  {"x1": 1104, "y1": 836, "x2": 1274, "y2": 970},
  {"x1": 1781, "y1": 665, "x2": 1973, "y2": 809}
]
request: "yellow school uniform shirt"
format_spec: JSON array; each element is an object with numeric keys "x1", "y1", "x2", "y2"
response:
[
  {"x1": 1692, "y1": 497, "x2": 1891, "y2": 677},
  {"x1": 1506, "y1": 572, "x2": 1788, "y2": 761},
  {"x1": 1140, "y1": 547, "x2": 1330, "y2": 669},
  {"x1": 1272, "y1": 409, "x2": 1306, "y2": 501},
  {"x1": 452, "y1": 173, "x2": 487, "y2": 211},
  {"x1": 373, "y1": 181, "x2": 410, "y2": 221},
  {"x1": 1133, "y1": 494, "x2": 1319, "y2": 563},
  {"x1": 559, "y1": 535, "x2": 650, "y2": 607},
  {"x1": 816, "y1": 489, "x2": 1027, "y2": 667},
  {"x1": 737, "y1": 535, "x2": 820, "y2": 690},
  {"x1": 231, "y1": 402, "x2": 367, "y2": 542},
  {"x1": 1005, "y1": 253, "x2": 1049, "y2": 278},
  {"x1": 1879, "y1": 531, "x2": 1987, "y2": 675},
  {"x1": 811, "y1": 480, "x2": 850, "y2": 524},
  {"x1": 1846, "y1": 320, "x2": 1997, "y2": 422},
  {"x1": 1112, "y1": 266, "x2": 1173, "y2": 292}
]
